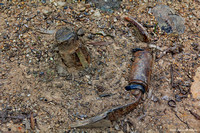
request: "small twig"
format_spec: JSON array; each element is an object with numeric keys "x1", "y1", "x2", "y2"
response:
[
  {"x1": 170, "y1": 64, "x2": 174, "y2": 88},
  {"x1": 189, "y1": 110, "x2": 200, "y2": 120},
  {"x1": 156, "y1": 45, "x2": 178, "y2": 61},
  {"x1": 171, "y1": 109, "x2": 190, "y2": 129},
  {"x1": 124, "y1": 16, "x2": 150, "y2": 43},
  {"x1": 99, "y1": 93, "x2": 114, "y2": 98},
  {"x1": 26, "y1": 14, "x2": 37, "y2": 22},
  {"x1": 149, "y1": 44, "x2": 162, "y2": 51},
  {"x1": 92, "y1": 32, "x2": 114, "y2": 39},
  {"x1": 54, "y1": 18, "x2": 74, "y2": 25},
  {"x1": 175, "y1": 113, "x2": 190, "y2": 128},
  {"x1": 35, "y1": 28, "x2": 56, "y2": 34},
  {"x1": 30, "y1": 112, "x2": 35, "y2": 130}
]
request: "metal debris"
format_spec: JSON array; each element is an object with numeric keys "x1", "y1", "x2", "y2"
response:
[
  {"x1": 70, "y1": 50, "x2": 152, "y2": 128},
  {"x1": 124, "y1": 17, "x2": 150, "y2": 43},
  {"x1": 55, "y1": 27, "x2": 90, "y2": 68}
]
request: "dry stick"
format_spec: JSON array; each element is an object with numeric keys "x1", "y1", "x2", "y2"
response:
[
  {"x1": 189, "y1": 110, "x2": 200, "y2": 120},
  {"x1": 30, "y1": 112, "x2": 35, "y2": 130},
  {"x1": 36, "y1": 28, "x2": 56, "y2": 35},
  {"x1": 54, "y1": 18, "x2": 74, "y2": 25},
  {"x1": 171, "y1": 109, "x2": 190, "y2": 130},
  {"x1": 156, "y1": 45, "x2": 177, "y2": 61},
  {"x1": 170, "y1": 64, "x2": 174, "y2": 89},
  {"x1": 174, "y1": 113, "x2": 190, "y2": 129},
  {"x1": 124, "y1": 16, "x2": 150, "y2": 43},
  {"x1": 171, "y1": 109, "x2": 190, "y2": 128}
]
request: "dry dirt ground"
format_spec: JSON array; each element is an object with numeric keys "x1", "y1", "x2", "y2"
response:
[{"x1": 0, "y1": 0, "x2": 200, "y2": 132}]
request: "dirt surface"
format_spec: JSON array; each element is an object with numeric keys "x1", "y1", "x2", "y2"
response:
[{"x1": 0, "y1": 0, "x2": 200, "y2": 132}]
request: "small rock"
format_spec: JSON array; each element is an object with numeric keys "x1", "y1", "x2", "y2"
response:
[
  {"x1": 125, "y1": 93, "x2": 130, "y2": 100},
  {"x1": 151, "y1": 95, "x2": 159, "y2": 102},
  {"x1": 39, "y1": 97, "x2": 44, "y2": 101},
  {"x1": 162, "y1": 95, "x2": 169, "y2": 101},
  {"x1": 92, "y1": 10, "x2": 101, "y2": 20},
  {"x1": 87, "y1": 34, "x2": 95, "y2": 39},
  {"x1": 21, "y1": 93, "x2": 25, "y2": 97},
  {"x1": 175, "y1": 94, "x2": 182, "y2": 102},
  {"x1": 87, "y1": 0, "x2": 121, "y2": 13},
  {"x1": 88, "y1": 81, "x2": 92, "y2": 85},
  {"x1": 85, "y1": 75, "x2": 90, "y2": 79},
  {"x1": 77, "y1": 114, "x2": 87, "y2": 120},
  {"x1": 152, "y1": 5, "x2": 185, "y2": 34},
  {"x1": 56, "y1": 65, "x2": 68, "y2": 77},
  {"x1": 64, "y1": 6, "x2": 68, "y2": 9},
  {"x1": 50, "y1": 57, "x2": 53, "y2": 61},
  {"x1": 42, "y1": 7, "x2": 52, "y2": 15},
  {"x1": 22, "y1": 118, "x2": 31, "y2": 130},
  {"x1": 77, "y1": 28, "x2": 85, "y2": 36},
  {"x1": 41, "y1": 0, "x2": 46, "y2": 4},
  {"x1": 56, "y1": 83, "x2": 63, "y2": 88},
  {"x1": 80, "y1": 7, "x2": 86, "y2": 12},
  {"x1": 113, "y1": 17, "x2": 117, "y2": 22},
  {"x1": 54, "y1": 1, "x2": 67, "y2": 7},
  {"x1": 114, "y1": 124, "x2": 120, "y2": 130},
  {"x1": 39, "y1": 72, "x2": 44, "y2": 76},
  {"x1": 78, "y1": 4, "x2": 86, "y2": 12},
  {"x1": 9, "y1": 57, "x2": 15, "y2": 62}
]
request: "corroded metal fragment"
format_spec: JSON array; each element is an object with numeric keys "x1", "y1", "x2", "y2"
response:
[
  {"x1": 127, "y1": 50, "x2": 153, "y2": 93},
  {"x1": 55, "y1": 27, "x2": 89, "y2": 68}
]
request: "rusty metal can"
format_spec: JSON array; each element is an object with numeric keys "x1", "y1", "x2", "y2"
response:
[{"x1": 125, "y1": 50, "x2": 152, "y2": 93}]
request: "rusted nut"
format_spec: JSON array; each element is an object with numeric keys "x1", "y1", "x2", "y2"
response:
[
  {"x1": 55, "y1": 27, "x2": 89, "y2": 68},
  {"x1": 125, "y1": 50, "x2": 153, "y2": 93}
]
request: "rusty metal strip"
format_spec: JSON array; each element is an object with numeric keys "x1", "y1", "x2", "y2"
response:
[
  {"x1": 70, "y1": 91, "x2": 142, "y2": 128},
  {"x1": 124, "y1": 17, "x2": 150, "y2": 43}
]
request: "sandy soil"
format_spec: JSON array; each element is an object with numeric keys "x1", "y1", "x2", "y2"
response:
[{"x1": 0, "y1": 0, "x2": 200, "y2": 132}]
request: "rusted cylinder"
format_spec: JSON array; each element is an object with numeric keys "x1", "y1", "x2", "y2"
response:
[
  {"x1": 55, "y1": 27, "x2": 79, "y2": 67},
  {"x1": 125, "y1": 50, "x2": 152, "y2": 93},
  {"x1": 55, "y1": 27, "x2": 90, "y2": 68}
]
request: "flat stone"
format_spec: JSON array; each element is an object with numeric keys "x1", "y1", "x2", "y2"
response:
[
  {"x1": 191, "y1": 67, "x2": 200, "y2": 99},
  {"x1": 92, "y1": 10, "x2": 101, "y2": 20},
  {"x1": 152, "y1": 5, "x2": 185, "y2": 34},
  {"x1": 56, "y1": 64, "x2": 68, "y2": 77},
  {"x1": 87, "y1": 0, "x2": 121, "y2": 13},
  {"x1": 55, "y1": 27, "x2": 76, "y2": 44}
]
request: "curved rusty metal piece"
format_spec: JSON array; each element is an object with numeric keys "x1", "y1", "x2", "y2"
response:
[
  {"x1": 107, "y1": 91, "x2": 142, "y2": 121},
  {"x1": 70, "y1": 91, "x2": 142, "y2": 128},
  {"x1": 124, "y1": 16, "x2": 150, "y2": 43}
]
